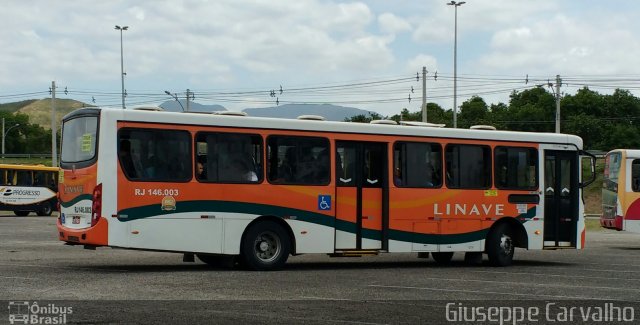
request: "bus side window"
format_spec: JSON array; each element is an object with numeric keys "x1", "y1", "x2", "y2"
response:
[
  {"x1": 445, "y1": 144, "x2": 491, "y2": 189},
  {"x1": 267, "y1": 136, "x2": 329, "y2": 185},
  {"x1": 632, "y1": 160, "x2": 640, "y2": 192},
  {"x1": 17, "y1": 171, "x2": 33, "y2": 186},
  {"x1": 394, "y1": 142, "x2": 442, "y2": 188}
]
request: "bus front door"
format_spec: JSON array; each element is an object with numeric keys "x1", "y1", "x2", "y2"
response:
[
  {"x1": 335, "y1": 141, "x2": 387, "y2": 251},
  {"x1": 543, "y1": 150, "x2": 579, "y2": 248}
]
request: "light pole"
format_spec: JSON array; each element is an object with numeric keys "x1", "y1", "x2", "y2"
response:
[
  {"x1": 115, "y1": 25, "x2": 129, "y2": 109},
  {"x1": 2, "y1": 118, "x2": 20, "y2": 158},
  {"x1": 164, "y1": 91, "x2": 186, "y2": 111},
  {"x1": 447, "y1": 1, "x2": 465, "y2": 128}
]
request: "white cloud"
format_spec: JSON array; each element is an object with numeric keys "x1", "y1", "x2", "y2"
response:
[
  {"x1": 378, "y1": 13, "x2": 411, "y2": 35},
  {"x1": 480, "y1": 15, "x2": 640, "y2": 76},
  {"x1": 407, "y1": 54, "x2": 438, "y2": 73}
]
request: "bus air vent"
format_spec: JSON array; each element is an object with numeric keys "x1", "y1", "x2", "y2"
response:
[
  {"x1": 297, "y1": 115, "x2": 326, "y2": 121},
  {"x1": 133, "y1": 106, "x2": 164, "y2": 111},
  {"x1": 216, "y1": 111, "x2": 248, "y2": 117},
  {"x1": 370, "y1": 120, "x2": 398, "y2": 125},
  {"x1": 399, "y1": 121, "x2": 445, "y2": 128},
  {"x1": 470, "y1": 125, "x2": 497, "y2": 130}
]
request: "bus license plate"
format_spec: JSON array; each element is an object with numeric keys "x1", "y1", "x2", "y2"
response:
[{"x1": 72, "y1": 216, "x2": 81, "y2": 224}]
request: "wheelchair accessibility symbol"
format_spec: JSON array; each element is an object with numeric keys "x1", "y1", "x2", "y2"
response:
[{"x1": 318, "y1": 195, "x2": 331, "y2": 211}]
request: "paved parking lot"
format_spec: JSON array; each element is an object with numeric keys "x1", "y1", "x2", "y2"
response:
[{"x1": 1, "y1": 215, "x2": 640, "y2": 324}]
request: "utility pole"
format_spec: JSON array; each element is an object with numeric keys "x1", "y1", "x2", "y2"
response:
[
  {"x1": 51, "y1": 81, "x2": 57, "y2": 167},
  {"x1": 554, "y1": 75, "x2": 562, "y2": 133},
  {"x1": 186, "y1": 89, "x2": 191, "y2": 112},
  {"x1": 422, "y1": 67, "x2": 427, "y2": 122}
]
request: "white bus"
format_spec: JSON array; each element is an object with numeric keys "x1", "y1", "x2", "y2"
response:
[
  {"x1": 57, "y1": 107, "x2": 594, "y2": 270},
  {"x1": 0, "y1": 164, "x2": 58, "y2": 216}
]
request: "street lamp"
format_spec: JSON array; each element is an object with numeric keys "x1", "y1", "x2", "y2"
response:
[
  {"x1": 115, "y1": 25, "x2": 129, "y2": 109},
  {"x1": 164, "y1": 91, "x2": 185, "y2": 111},
  {"x1": 2, "y1": 119, "x2": 20, "y2": 158},
  {"x1": 447, "y1": 1, "x2": 465, "y2": 128}
]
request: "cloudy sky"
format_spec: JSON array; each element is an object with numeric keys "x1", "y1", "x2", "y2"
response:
[{"x1": 1, "y1": 0, "x2": 639, "y2": 116}]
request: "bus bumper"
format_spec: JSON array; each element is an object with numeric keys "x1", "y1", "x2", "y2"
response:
[
  {"x1": 57, "y1": 217, "x2": 108, "y2": 246},
  {"x1": 600, "y1": 215, "x2": 623, "y2": 231}
]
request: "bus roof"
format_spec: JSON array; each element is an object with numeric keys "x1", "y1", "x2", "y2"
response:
[
  {"x1": 66, "y1": 107, "x2": 584, "y2": 148},
  {"x1": 0, "y1": 164, "x2": 59, "y2": 172}
]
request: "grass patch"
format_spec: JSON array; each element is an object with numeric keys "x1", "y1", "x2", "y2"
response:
[
  {"x1": 585, "y1": 218, "x2": 602, "y2": 232},
  {"x1": 0, "y1": 158, "x2": 53, "y2": 166}
]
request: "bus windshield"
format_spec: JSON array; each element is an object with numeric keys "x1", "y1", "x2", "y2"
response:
[{"x1": 61, "y1": 116, "x2": 98, "y2": 163}]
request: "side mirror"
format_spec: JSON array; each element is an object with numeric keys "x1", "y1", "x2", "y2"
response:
[{"x1": 579, "y1": 151, "x2": 597, "y2": 188}]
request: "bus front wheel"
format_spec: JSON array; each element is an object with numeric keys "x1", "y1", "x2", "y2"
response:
[
  {"x1": 14, "y1": 211, "x2": 30, "y2": 217},
  {"x1": 241, "y1": 221, "x2": 291, "y2": 271},
  {"x1": 486, "y1": 223, "x2": 515, "y2": 266}
]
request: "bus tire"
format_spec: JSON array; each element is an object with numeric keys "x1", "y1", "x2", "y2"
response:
[
  {"x1": 37, "y1": 202, "x2": 53, "y2": 216},
  {"x1": 432, "y1": 252, "x2": 454, "y2": 264},
  {"x1": 241, "y1": 221, "x2": 290, "y2": 271},
  {"x1": 14, "y1": 211, "x2": 30, "y2": 217},
  {"x1": 486, "y1": 222, "x2": 515, "y2": 267}
]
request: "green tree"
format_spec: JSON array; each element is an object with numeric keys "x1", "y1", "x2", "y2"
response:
[
  {"x1": 458, "y1": 96, "x2": 489, "y2": 128},
  {"x1": 344, "y1": 112, "x2": 385, "y2": 123}
]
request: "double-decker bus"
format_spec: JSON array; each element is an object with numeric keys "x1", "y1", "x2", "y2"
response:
[
  {"x1": 57, "y1": 107, "x2": 594, "y2": 270},
  {"x1": 0, "y1": 164, "x2": 59, "y2": 216},
  {"x1": 601, "y1": 149, "x2": 640, "y2": 233}
]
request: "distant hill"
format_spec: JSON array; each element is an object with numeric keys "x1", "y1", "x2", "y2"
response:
[
  {"x1": 0, "y1": 99, "x2": 39, "y2": 113},
  {"x1": 17, "y1": 98, "x2": 90, "y2": 130},
  {"x1": 159, "y1": 100, "x2": 226, "y2": 112},
  {"x1": 242, "y1": 103, "x2": 375, "y2": 121}
]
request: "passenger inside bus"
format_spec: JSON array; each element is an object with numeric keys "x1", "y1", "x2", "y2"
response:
[
  {"x1": 277, "y1": 147, "x2": 296, "y2": 182},
  {"x1": 196, "y1": 160, "x2": 207, "y2": 180},
  {"x1": 119, "y1": 139, "x2": 137, "y2": 178},
  {"x1": 230, "y1": 158, "x2": 257, "y2": 182},
  {"x1": 314, "y1": 149, "x2": 330, "y2": 182}
]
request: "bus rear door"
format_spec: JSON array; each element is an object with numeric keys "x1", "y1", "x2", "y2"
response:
[{"x1": 543, "y1": 150, "x2": 579, "y2": 248}]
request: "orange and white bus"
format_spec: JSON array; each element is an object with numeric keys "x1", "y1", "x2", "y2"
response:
[
  {"x1": 601, "y1": 149, "x2": 640, "y2": 233},
  {"x1": 57, "y1": 107, "x2": 594, "y2": 270}
]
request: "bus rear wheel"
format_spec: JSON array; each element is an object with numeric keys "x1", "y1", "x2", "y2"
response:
[
  {"x1": 432, "y1": 252, "x2": 454, "y2": 264},
  {"x1": 486, "y1": 223, "x2": 515, "y2": 266},
  {"x1": 14, "y1": 211, "x2": 30, "y2": 217},
  {"x1": 241, "y1": 221, "x2": 290, "y2": 271},
  {"x1": 37, "y1": 202, "x2": 53, "y2": 216}
]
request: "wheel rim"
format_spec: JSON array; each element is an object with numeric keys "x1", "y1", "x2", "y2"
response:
[
  {"x1": 253, "y1": 230, "x2": 281, "y2": 263},
  {"x1": 499, "y1": 234, "x2": 513, "y2": 256}
]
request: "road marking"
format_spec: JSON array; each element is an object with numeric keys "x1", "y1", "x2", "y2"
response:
[
  {"x1": 206, "y1": 309, "x2": 389, "y2": 325},
  {"x1": 558, "y1": 261, "x2": 640, "y2": 267},
  {"x1": 301, "y1": 296, "x2": 353, "y2": 301},
  {"x1": 367, "y1": 285, "x2": 605, "y2": 300},
  {"x1": 0, "y1": 275, "x2": 38, "y2": 280},
  {"x1": 398, "y1": 277, "x2": 640, "y2": 293},
  {"x1": 469, "y1": 270, "x2": 636, "y2": 281},
  {"x1": 0, "y1": 263, "x2": 128, "y2": 272},
  {"x1": 541, "y1": 266, "x2": 640, "y2": 273}
]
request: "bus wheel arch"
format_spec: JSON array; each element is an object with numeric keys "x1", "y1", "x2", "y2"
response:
[
  {"x1": 485, "y1": 218, "x2": 527, "y2": 266},
  {"x1": 240, "y1": 216, "x2": 294, "y2": 271}
]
